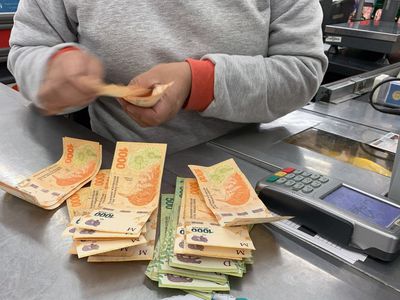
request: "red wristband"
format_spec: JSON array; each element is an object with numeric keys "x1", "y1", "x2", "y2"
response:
[
  {"x1": 184, "y1": 58, "x2": 215, "y2": 112},
  {"x1": 50, "y1": 46, "x2": 80, "y2": 61}
]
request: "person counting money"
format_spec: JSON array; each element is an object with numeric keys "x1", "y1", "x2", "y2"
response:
[{"x1": 8, "y1": 0, "x2": 327, "y2": 153}]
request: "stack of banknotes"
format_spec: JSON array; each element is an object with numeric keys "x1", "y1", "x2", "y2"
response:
[
  {"x1": 0, "y1": 137, "x2": 102, "y2": 209},
  {"x1": 0, "y1": 137, "x2": 286, "y2": 299},
  {"x1": 145, "y1": 159, "x2": 288, "y2": 300},
  {"x1": 62, "y1": 141, "x2": 167, "y2": 261}
]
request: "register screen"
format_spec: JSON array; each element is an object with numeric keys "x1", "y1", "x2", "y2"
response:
[{"x1": 323, "y1": 186, "x2": 400, "y2": 228}]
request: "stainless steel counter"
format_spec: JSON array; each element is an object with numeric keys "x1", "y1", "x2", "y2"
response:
[
  {"x1": 1, "y1": 84, "x2": 400, "y2": 299},
  {"x1": 212, "y1": 110, "x2": 393, "y2": 196},
  {"x1": 303, "y1": 97, "x2": 400, "y2": 133},
  {"x1": 211, "y1": 101, "x2": 400, "y2": 294}
]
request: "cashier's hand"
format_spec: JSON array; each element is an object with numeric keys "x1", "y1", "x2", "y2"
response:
[
  {"x1": 119, "y1": 62, "x2": 191, "y2": 127},
  {"x1": 37, "y1": 50, "x2": 104, "y2": 115}
]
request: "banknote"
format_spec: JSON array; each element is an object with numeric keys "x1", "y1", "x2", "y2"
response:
[
  {"x1": 159, "y1": 262, "x2": 228, "y2": 285},
  {"x1": 156, "y1": 180, "x2": 220, "y2": 284},
  {"x1": 62, "y1": 224, "x2": 77, "y2": 238},
  {"x1": 75, "y1": 235, "x2": 147, "y2": 258},
  {"x1": 244, "y1": 256, "x2": 254, "y2": 265},
  {"x1": 87, "y1": 207, "x2": 158, "y2": 262},
  {"x1": 154, "y1": 182, "x2": 229, "y2": 286},
  {"x1": 65, "y1": 169, "x2": 125, "y2": 242},
  {"x1": 102, "y1": 142, "x2": 166, "y2": 229},
  {"x1": 175, "y1": 230, "x2": 251, "y2": 260},
  {"x1": 1, "y1": 137, "x2": 102, "y2": 209},
  {"x1": 65, "y1": 169, "x2": 110, "y2": 221},
  {"x1": 158, "y1": 179, "x2": 185, "y2": 274},
  {"x1": 137, "y1": 207, "x2": 158, "y2": 260},
  {"x1": 145, "y1": 194, "x2": 175, "y2": 281},
  {"x1": 122, "y1": 82, "x2": 174, "y2": 107},
  {"x1": 69, "y1": 242, "x2": 78, "y2": 255},
  {"x1": 185, "y1": 224, "x2": 255, "y2": 250},
  {"x1": 73, "y1": 228, "x2": 141, "y2": 240},
  {"x1": 184, "y1": 179, "x2": 255, "y2": 250},
  {"x1": 145, "y1": 241, "x2": 162, "y2": 281},
  {"x1": 81, "y1": 76, "x2": 173, "y2": 108},
  {"x1": 88, "y1": 169, "x2": 110, "y2": 209},
  {"x1": 174, "y1": 180, "x2": 252, "y2": 260},
  {"x1": 189, "y1": 159, "x2": 289, "y2": 226},
  {"x1": 73, "y1": 207, "x2": 147, "y2": 235},
  {"x1": 66, "y1": 187, "x2": 91, "y2": 220},
  {"x1": 158, "y1": 274, "x2": 230, "y2": 292},
  {"x1": 169, "y1": 255, "x2": 243, "y2": 277},
  {"x1": 90, "y1": 169, "x2": 110, "y2": 190}
]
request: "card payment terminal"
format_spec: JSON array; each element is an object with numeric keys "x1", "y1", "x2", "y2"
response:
[{"x1": 256, "y1": 168, "x2": 400, "y2": 261}]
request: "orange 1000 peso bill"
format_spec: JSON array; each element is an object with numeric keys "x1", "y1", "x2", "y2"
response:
[
  {"x1": 104, "y1": 142, "x2": 167, "y2": 213},
  {"x1": 189, "y1": 159, "x2": 290, "y2": 227},
  {"x1": 0, "y1": 137, "x2": 102, "y2": 210},
  {"x1": 183, "y1": 178, "x2": 255, "y2": 250}
]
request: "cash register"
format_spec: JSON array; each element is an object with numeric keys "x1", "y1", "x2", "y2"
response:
[{"x1": 256, "y1": 134, "x2": 400, "y2": 261}]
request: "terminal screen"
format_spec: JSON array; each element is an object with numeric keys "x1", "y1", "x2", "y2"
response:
[{"x1": 323, "y1": 186, "x2": 400, "y2": 228}]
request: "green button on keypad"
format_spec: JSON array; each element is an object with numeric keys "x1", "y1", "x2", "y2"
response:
[{"x1": 266, "y1": 176, "x2": 280, "y2": 183}]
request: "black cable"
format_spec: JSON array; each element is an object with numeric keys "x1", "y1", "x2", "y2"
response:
[{"x1": 369, "y1": 78, "x2": 400, "y2": 115}]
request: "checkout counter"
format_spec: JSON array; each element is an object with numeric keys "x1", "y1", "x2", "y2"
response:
[{"x1": 1, "y1": 68, "x2": 400, "y2": 299}]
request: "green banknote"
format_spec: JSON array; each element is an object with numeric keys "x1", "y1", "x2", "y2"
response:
[
  {"x1": 145, "y1": 194, "x2": 175, "y2": 281},
  {"x1": 157, "y1": 178, "x2": 184, "y2": 273},
  {"x1": 158, "y1": 274, "x2": 229, "y2": 292},
  {"x1": 157, "y1": 184, "x2": 228, "y2": 284},
  {"x1": 156, "y1": 178, "x2": 230, "y2": 291},
  {"x1": 244, "y1": 256, "x2": 254, "y2": 265},
  {"x1": 159, "y1": 263, "x2": 228, "y2": 285},
  {"x1": 169, "y1": 254, "x2": 244, "y2": 277}
]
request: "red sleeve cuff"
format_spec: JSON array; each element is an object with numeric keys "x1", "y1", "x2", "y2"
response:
[
  {"x1": 50, "y1": 46, "x2": 80, "y2": 61},
  {"x1": 184, "y1": 58, "x2": 215, "y2": 112}
]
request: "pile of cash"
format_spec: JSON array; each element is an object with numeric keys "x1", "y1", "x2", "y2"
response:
[
  {"x1": 0, "y1": 136, "x2": 285, "y2": 299},
  {"x1": 0, "y1": 137, "x2": 102, "y2": 209},
  {"x1": 146, "y1": 159, "x2": 287, "y2": 300},
  {"x1": 62, "y1": 141, "x2": 167, "y2": 261}
]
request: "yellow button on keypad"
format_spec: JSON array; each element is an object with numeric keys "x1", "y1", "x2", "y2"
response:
[{"x1": 274, "y1": 171, "x2": 287, "y2": 177}]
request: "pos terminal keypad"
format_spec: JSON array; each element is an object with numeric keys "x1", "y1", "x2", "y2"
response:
[{"x1": 266, "y1": 168, "x2": 330, "y2": 194}]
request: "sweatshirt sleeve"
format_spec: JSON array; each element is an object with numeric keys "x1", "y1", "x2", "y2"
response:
[
  {"x1": 201, "y1": 0, "x2": 328, "y2": 123},
  {"x1": 7, "y1": 0, "x2": 83, "y2": 107}
]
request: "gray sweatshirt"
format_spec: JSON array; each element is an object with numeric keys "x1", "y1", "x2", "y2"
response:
[{"x1": 8, "y1": 0, "x2": 328, "y2": 153}]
